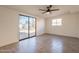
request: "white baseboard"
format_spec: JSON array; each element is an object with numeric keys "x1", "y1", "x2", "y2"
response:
[{"x1": 45, "y1": 33, "x2": 79, "y2": 39}]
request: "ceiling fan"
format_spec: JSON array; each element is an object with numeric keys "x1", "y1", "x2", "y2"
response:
[{"x1": 39, "y1": 5, "x2": 59, "y2": 14}]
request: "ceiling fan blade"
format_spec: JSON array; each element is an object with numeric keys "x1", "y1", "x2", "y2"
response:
[
  {"x1": 49, "y1": 5, "x2": 52, "y2": 8},
  {"x1": 39, "y1": 9, "x2": 46, "y2": 11},
  {"x1": 51, "y1": 9, "x2": 59, "y2": 11},
  {"x1": 47, "y1": 5, "x2": 52, "y2": 9}
]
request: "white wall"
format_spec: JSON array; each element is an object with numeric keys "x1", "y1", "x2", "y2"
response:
[
  {"x1": 76, "y1": 13, "x2": 79, "y2": 38},
  {"x1": 78, "y1": 19, "x2": 79, "y2": 38},
  {"x1": 36, "y1": 17, "x2": 45, "y2": 35},
  {"x1": 0, "y1": 7, "x2": 19, "y2": 47},
  {"x1": 78, "y1": 21, "x2": 79, "y2": 38},
  {"x1": 45, "y1": 13, "x2": 79, "y2": 38},
  {"x1": 0, "y1": 7, "x2": 45, "y2": 47}
]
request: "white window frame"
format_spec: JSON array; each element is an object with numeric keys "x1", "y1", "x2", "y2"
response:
[{"x1": 52, "y1": 18, "x2": 62, "y2": 26}]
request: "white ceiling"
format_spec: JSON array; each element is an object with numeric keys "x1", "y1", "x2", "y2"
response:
[{"x1": 2, "y1": 5, "x2": 79, "y2": 18}]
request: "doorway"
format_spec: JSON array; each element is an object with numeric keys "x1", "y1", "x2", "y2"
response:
[{"x1": 19, "y1": 14, "x2": 36, "y2": 40}]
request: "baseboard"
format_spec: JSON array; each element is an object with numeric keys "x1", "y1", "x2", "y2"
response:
[
  {"x1": 0, "y1": 40, "x2": 19, "y2": 48},
  {"x1": 45, "y1": 33, "x2": 79, "y2": 39}
]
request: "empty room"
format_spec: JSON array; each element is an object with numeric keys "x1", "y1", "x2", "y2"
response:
[{"x1": 0, "y1": 5, "x2": 79, "y2": 53}]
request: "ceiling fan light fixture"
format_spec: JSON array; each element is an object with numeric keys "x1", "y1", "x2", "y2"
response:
[{"x1": 45, "y1": 12, "x2": 50, "y2": 14}]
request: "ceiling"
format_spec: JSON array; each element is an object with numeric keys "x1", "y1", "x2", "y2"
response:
[{"x1": 2, "y1": 5, "x2": 79, "y2": 18}]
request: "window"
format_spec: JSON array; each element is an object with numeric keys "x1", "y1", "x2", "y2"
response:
[{"x1": 52, "y1": 19, "x2": 62, "y2": 26}]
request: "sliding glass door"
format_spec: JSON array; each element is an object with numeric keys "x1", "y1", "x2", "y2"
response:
[
  {"x1": 29, "y1": 17, "x2": 36, "y2": 37},
  {"x1": 19, "y1": 15, "x2": 36, "y2": 40}
]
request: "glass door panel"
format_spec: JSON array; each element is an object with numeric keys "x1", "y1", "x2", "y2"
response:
[
  {"x1": 19, "y1": 15, "x2": 28, "y2": 40},
  {"x1": 19, "y1": 15, "x2": 36, "y2": 40},
  {"x1": 29, "y1": 17, "x2": 36, "y2": 37}
]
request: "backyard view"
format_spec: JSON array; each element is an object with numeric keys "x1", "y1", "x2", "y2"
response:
[{"x1": 19, "y1": 15, "x2": 35, "y2": 40}]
